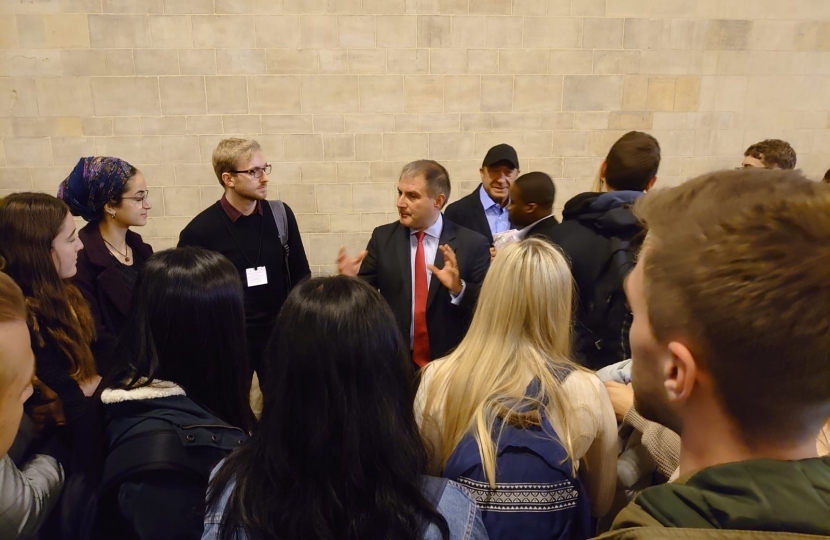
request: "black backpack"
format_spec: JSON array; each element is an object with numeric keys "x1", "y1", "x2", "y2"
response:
[
  {"x1": 61, "y1": 416, "x2": 243, "y2": 540},
  {"x1": 574, "y1": 235, "x2": 639, "y2": 371}
]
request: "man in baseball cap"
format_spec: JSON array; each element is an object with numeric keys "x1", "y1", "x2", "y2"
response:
[{"x1": 444, "y1": 144, "x2": 520, "y2": 245}]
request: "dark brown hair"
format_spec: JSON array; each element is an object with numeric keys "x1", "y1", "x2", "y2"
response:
[
  {"x1": 634, "y1": 169, "x2": 830, "y2": 445},
  {"x1": 605, "y1": 131, "x2": 661, "y2": 191},
  {"x1": 0, "y1": 193, "x2": 96, "y2": 381},
  {"x1": 744, "y1": 139, "x2": 797, "y2": 170}
]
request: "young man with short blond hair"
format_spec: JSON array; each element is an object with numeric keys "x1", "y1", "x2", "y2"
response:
[{"x1": 179, "y1": 138, "x2": 310, "y2": 382}]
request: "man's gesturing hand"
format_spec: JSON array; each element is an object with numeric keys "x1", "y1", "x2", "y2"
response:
[
  {"x1": 428, "y1": 244, "x2": 462, "y2": 295},
  {"x1": 337, "y1": 247, "x2": 368, "y2": 277}
]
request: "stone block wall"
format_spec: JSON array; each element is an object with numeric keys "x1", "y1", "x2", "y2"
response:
[{"x1": 2, "y1": 0, "x2": 830, "y2": 274}]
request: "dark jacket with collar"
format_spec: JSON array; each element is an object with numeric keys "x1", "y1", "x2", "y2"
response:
[
  {"x1": 98, "y1": 383, "x2": 248, "y2": 540},
  {"x1": 546, "y1": 191, "x2": 644, "y2": 369},
  {"x1": 444, "y1": 185, "x2": 496, "y2": 244},
  {"x1": 596, "y1": 457, "x2": 830, "y2": 540},
  {"x1": 72, "y1": 222, "x2": 153, "y2": 339},
  {"x1": 524, "y1": 214, "x2": 560, "y2": 244},
  {"x1": 358, "y1": 218, "x2": 490, "y2": 362}
]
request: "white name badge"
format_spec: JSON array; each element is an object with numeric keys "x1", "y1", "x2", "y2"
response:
[{"x1": 245, "y1": 266, "x2": 268, "y2": 287}]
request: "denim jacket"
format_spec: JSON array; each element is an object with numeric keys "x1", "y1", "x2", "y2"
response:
[{"x1": 202, "y1": 465, "x2": 489, "y2": 540}]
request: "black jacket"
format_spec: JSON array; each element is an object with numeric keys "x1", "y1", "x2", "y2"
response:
[
  {"x1": 99, "y1": 388, "x2": 247, "y2": 540},
  {"x1": 444, "y1": 185, "x2": 495, "y2": 244},
  {"x1": 546, "y1": 191, "x2": 644, "y2": 367},
  {"x1": 358, "y1": 219, "x2": 490, "y2": 362},
  {"x1": 73, "y1": 223, "x2": 154, "y2": 339},
  {"x1": 524, "y1": 215, "x2": 560, "y2": 244}
]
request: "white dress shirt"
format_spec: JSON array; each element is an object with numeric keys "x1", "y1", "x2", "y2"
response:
[{"x1": 408, "y1": 213, "x2": 465, "y2": 348}]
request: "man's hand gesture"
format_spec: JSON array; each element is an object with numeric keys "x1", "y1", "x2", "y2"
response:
[
  {"x1": 428, "y1": 244, "x2": 463, "y2": 295},
  {"x1": 337, "y1": 247, "x2": 368, "y2": 277}
]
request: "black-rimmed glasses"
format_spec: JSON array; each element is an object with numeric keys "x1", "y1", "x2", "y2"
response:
[{"x1": 230, "y1": 164, "x2": 272, "y2": 178}]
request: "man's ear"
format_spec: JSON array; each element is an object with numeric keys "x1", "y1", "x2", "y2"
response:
[
  {"x1": 434, "y1": 193, "x2": 447, "y2": 210},
  {"x1": 645, "y1": 176, "x2": 657, "y2": 191},
  {"x1": 600, "y1": 160, "x2": 608, "y2": 179},
  {"x1": 665, "y1": 340, "x2": 697, "y2": 405},
  {"x1": 525, "y1": 202, "x2": 538, "y2": 214},
  {"x1": 221, "y1": 172, "x2": 234, "y2": 188}
]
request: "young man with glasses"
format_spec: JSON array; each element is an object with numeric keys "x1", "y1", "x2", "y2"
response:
[{"x1": 179, "y1": 138, "x2": 310, "y2": 384}]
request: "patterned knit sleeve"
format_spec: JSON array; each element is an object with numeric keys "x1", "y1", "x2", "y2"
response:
[{"x1": 622, "y1": 408, "x2": 680, "y2": 480}]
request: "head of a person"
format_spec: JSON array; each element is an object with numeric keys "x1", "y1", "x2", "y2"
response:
[
  {"x1": 57, "y1": 156, "x2": 150, "y2": 227},
  {"x1": 208, "y1": 276, "x2": 447, "y2": 540},
  {"x1": 0, "y1": 193, "x2": 96, "y2": 381},
  {"x1": 213, "y1": 138, "x2": 269, "y2": 202},
  {"x1": 0, "y1": 273, "x2": 35, "y2": 457},
  {"x1": 107, "y1": 247, "x2": 254, "y2": 433},
  {"x1": 601, "y1": 131, "x2": 661, "y2": 192},
  {"x1": 480, "y1": 144, "x2": 520, "y2": 205},
  {"x1": 507, "y1": 172, "x2": 556, "y2": 228},
  {"x1": 0, "y1": 193, "x2": 83, "y2": 283},
  {"x1": 626, "y1": 169, "x2": 830, "y2": 453},
  {"x1": 396, "y1": 160, "x2": 450, "y2": 231},
  {"x1": 424, "y1": 239, "x2": 580, "y2": 485},
  {"x1": 822, "y1": 169, "x2": 830, "y2": 184},
  {"x1": 742, "y1": 139, "x2": 797, "y2": 170}
]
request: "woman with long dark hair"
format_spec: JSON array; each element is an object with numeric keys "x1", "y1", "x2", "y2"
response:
[
  {"x1": 204, "y1": 276, "x2": 487, "y2": 540},
  {"x1": 98, "y1": 247, "x2": 255, "y2": 540},
  {"x1": 0, "y1": 193, "x2": 99, "y2": 422},
  {"x1": 58, "y1": 156, "x2": 153, "y2": 340}
]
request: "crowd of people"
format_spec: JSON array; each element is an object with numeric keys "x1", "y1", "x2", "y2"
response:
[{"x1": 0, "y1": 130, "x2": 827, "y2": 540}]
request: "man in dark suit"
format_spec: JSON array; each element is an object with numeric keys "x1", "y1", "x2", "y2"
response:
[
  {"x1": 337, "y1": 160, "x2": 490, "y2": 367},
  {"x1": 444, "y1": 144, "x2": 520, "y2": 246},
  {"x1": 506, "y1": 171, "x2": 558, "y2": 242}
]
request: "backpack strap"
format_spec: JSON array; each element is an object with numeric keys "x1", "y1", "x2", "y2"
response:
[
  {"x1": 99, "y1": 429, "x2": 209, "y2": 496},
  {"x1": 267, "y1": 200, "x2": 292, "y2": 289}
]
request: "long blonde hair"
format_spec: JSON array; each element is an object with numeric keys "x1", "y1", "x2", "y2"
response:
[{"x1": 421, "y1": 238, "x2": 587, "y2": 487}]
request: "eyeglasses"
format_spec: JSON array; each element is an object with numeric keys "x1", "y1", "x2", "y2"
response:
[
  {"x1": 122, "y1": 190, "x2": 151, "y2": 206},
  {"x1": 230, "y1": 164, "x2": 272, "y2": 179}
]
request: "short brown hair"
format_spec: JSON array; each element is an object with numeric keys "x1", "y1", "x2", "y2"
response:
[
  {"x1": 635, "y1": 169, "x2": 830, "y2": 444},
  {"x1": 744, "y1": 139, "x2": 796, "y2": 170},
  {"x1": 0, "y1": 273, "x2": 25, "y2": 324},
  {"x1": 212, "y1": 138, "x2": 262, "y2": 187},
  {"x1": 605, "y1": 131, "x2": 661, "y2": 191},
  {"x1": 399, "y1": 160, "x2": 451, "y2": 206}
]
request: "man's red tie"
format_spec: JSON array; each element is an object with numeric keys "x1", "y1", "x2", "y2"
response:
[{"x1": 413, "y1": 231, "x2": 431, "y2": 367}]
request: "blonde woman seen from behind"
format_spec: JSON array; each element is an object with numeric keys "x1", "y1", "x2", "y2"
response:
[{"x1": 415, "y1": 238, "x2": 618, "y2": 540}]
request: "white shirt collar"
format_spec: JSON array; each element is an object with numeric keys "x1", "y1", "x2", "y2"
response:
[
  {"x1": 517, "y1": 214, "x2": 554, "y2": 239},
  {"x1": 411, "y1": 213, "x2": 443, "y2": 239}
]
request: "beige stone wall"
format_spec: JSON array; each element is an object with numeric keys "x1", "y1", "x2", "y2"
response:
[{"x1": 2, "y1": 0, "x2": 830, "y2": 274}]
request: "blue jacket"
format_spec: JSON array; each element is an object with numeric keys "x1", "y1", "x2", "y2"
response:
[
  {"x1": 443, "y1": 407, "x2": 592, "y2": 540},
  {"x1": 202, "y1": 467, "x2": 489, "y2": 540}
]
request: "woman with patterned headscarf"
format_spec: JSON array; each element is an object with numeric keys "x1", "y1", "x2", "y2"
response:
[{"x1": 57, "y1": 157, "x2": 153, "y2": 340}]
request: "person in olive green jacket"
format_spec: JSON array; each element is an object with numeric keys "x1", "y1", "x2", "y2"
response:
[{"x1": 594, "y1": 168, "x2": 830, "y2": 540}]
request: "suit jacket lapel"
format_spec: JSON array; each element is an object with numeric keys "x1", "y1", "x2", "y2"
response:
[
  {"x1": 475, "y1": 185, "x2": 494, "y2": 243},
  {"x1": 427, "y1": 220, "x2": 456, "y2": 310},
  {"x1": 397, "y1": 224, "x2": 412, "y2": 327}
]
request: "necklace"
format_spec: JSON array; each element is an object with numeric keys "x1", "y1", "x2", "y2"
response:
[{"x1": 103, "y1": 238, "x2": 131, "y2": 262}]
